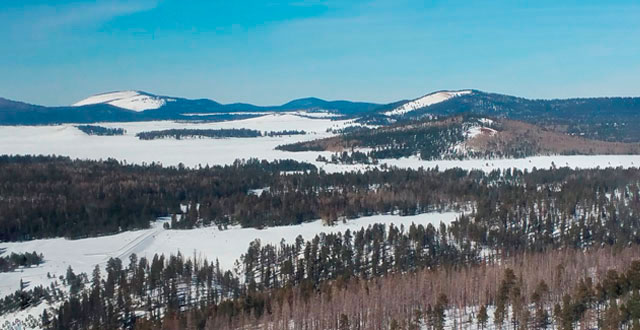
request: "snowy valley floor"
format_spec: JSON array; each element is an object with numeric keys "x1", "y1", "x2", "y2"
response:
[
  {"x1": 1, "y1": 114, "x2": 640, "y2": 173},
  {"x1": 3, "y1": 115, "x2": 640, "y2": 328}
]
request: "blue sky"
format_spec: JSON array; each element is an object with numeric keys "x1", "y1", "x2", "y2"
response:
[{"x1": 1, "y1": 0, "x2": 639, "y2": 106}]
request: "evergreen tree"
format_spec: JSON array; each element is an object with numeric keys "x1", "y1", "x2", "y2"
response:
[
  {"x1": 339, "y1": 314, "x2": 350, "y2": 330},
  {"x1": 477, "y1": 305, "x2": 488, "y2": 329},
  {"x1": 433, "y1": 293, "x2": 448, "y2": 330},
  {"x1": 604, "y1": 299, "x2": 621, "y2": 330}
]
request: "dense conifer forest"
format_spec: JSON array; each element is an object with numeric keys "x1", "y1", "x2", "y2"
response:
[
  {"x1": 2, "y1": 156, "x2": 640, "y2": 329},
  {"x1": 0, "y1": 155, "x2": 476, "y2": 241}
]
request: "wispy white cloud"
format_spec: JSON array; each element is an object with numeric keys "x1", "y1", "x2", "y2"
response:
[{"x1": 2, "y1": 0, "x2": 157, "y2": 37}]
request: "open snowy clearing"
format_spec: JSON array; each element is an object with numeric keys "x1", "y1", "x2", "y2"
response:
[
  {"x1": 0, "y1": 212, "x2": 461, "y2": 298},
  {"x1": 2, "y1": 115, "x2": 640, "y2": 173},
  {"x1": 0, "y1": 113, "x2": 353, "y2": 168}
]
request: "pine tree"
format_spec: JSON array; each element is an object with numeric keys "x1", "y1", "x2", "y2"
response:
[
  {"x1": 339, "y1": 314, "x2": 350, "y2": 330},
  {"x1": 560, "y1": 294, "x2": 574, "y2": 330},
  {"x1": 554, "y1": 303, "x2": 563, "y2": 328},
  {"x1": 535, "y1": 306, "x2": 550, "y2": 329},
  {"x1": 41, "y1": 309, "x2": 50, "y2": 326},
  {"x1": 604, "y1": 299, "x2": 621, "y2": 330},
  {"x1": 495, "y1": 299, "x2": 506, "y2": 328},
  {"x1": 434, "y1": 293, "x2": 448, "y2": 330},
  {"x1": 477, "y1": 305, "x2": 488, "y2": 329}
]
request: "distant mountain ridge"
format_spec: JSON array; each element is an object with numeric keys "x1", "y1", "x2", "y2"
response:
[
  {"x1": 393, "y1": 90, "x2": 640, "y2": 142},
  {"x1": 2, "y1": 90, "x2": 640, "y2": 133},
  {"x1": 0, "y1": 91, "x2": 386, "y2": 125}
]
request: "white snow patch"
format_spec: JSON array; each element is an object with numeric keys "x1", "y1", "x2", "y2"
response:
[
  {"x1": 465, "y1": 126, "x2": 496, "y2": 139},
  {"x1": 478, "y1": 118, "x2": 494, "y2": 125},
  {"x1": 385, "y1": 90, "x2": 472, "y2": 116},
  {"x1": 72, "y1": 91, "x2": 173, "y2": 112},
  {"x1": 248, "y1": 187, "x2": 270, "y2": 196}
]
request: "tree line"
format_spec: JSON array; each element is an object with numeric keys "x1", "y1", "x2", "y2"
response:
[
  {"x1": 0, "y1": 155, "x2": 480, "y2": 241},
  {"x1": 75, "y1": 125, "x2": 125, "y2": 136},
  {"x1": 5, "y1": 155, "x2": 640, "y2": 248},
  {"x1": 135, "y1": 128, "x2": 306, "y2": 140}
]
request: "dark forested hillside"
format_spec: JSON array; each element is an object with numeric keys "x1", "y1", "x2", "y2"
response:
[
  {"x1": 279, "y1": 114, "x2": 640, "y2": 162},
  {"x1": 278, "y1": 115, "x2": 474, "y2": 159},
  {"x1": 399, "y1": 91, "x2": 640, "y2": 142}
]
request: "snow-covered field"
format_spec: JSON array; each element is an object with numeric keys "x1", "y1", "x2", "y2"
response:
[
  {"x1": 0, "y1": 113, "x2": 350, "y2": 168},
  {"x1": 2, "y1": 114, "x2": 640, "y2": 174},
  {"x1": 0, "y1": 212, "x2": 461, "y2": 297}
]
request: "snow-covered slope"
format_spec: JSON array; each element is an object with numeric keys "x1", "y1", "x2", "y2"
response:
[
  {"x1": 0, "y1": 212, "x2": 461, "y2": 328},
  {"x1": 72, "y1": 91, "x2": 174, "y2": 111},
  {"x1": 385, "y1": 90, "x2": 472, "y2": 116}
]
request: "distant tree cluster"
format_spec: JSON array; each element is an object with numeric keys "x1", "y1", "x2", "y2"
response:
[
  {"x1": 264, "y1": 130, "x2": 306, "y2": 137},
  {"x1": 136, "y1": 128, "x2": 262, "y2": 140},
  {"x1": 326, "y1": 126, "x2": 371, "y2": 135},
  {"x1": 316, "y1": 151, "x2": 378, "y2": 165},
  {"x1": 135, "y1": 128, "x2": 306, "y2": 140},
  {"x1": 75, "y1": 125, "x2": 125, "y2": 136},
  {"x1": 1, "y1": 284, "x2": 55, "y2": 318},
  {"x1": 0, "y1": 251, "x2": 43, "y2": 273}
]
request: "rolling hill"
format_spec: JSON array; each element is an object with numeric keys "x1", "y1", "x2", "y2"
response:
[{"x1": 2, "y1": 89, "x2": 640, "y2": 145}]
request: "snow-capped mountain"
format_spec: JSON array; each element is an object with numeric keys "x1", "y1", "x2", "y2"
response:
[
  {"x1": 73, "y1": 91, "x2": 175, "y2": 112},
  {"x1": 384, "y1": 90, "x2": 472, "y2": 116},
  {"x1": 4, "y1": 89, "x2": 640, "y2": 126}
]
